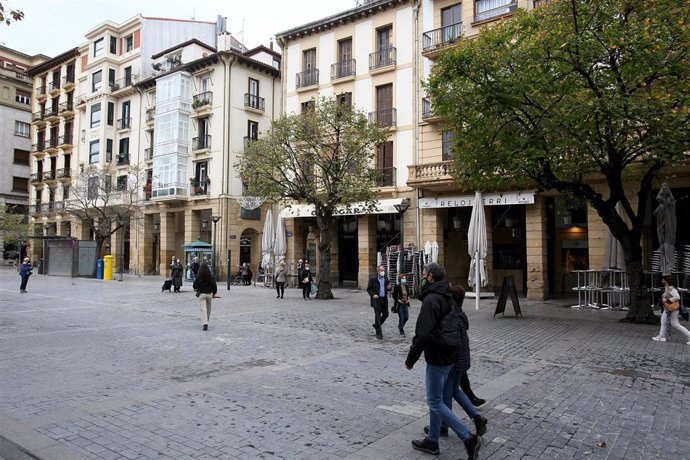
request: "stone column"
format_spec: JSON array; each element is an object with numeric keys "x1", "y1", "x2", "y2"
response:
[
  {"x1": 358, "y1": 214, "x2": 377, "y2": 288},
  {"x1": 159, "y1": 211, "x2": 176, "y2": 275},
  {"x1": 526, "y1": 195, "x2": 548, "y2": 300}
]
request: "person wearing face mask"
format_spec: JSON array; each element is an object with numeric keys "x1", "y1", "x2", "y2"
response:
[
  {"x1": 301, "y1": 262, "x2": 313, "y2": 300},
  {"x1": 392, "y1": 274, "x2": 411, "y2": 336},
  {"x1": 367, "y1": 265, "x2": 392, "y2": 339}
]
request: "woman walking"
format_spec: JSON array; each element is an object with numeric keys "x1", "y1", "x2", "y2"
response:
[
  {"x1": 193, "y1": 263, "x2": 217, "y2": 331},
  {"x1": 275, "y1": 261, "x2": 287, "y2": 299},
  {"x1": 301, "y1": 262, "x2": 313, "y2": 300},
  {"x1": 653, "y1": 276, "x2": 690, "y2": 344},
  {"x1": 171, "y1": 258, "x2": 183, "y2": 293},
  {"x1": 392, "y1": 274, "x2": 411, "y2": 336}
]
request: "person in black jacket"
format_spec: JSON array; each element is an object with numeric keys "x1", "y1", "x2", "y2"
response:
[
  {"x1": 424, "y1": 285, "x2": 487, "y2": 440},
  {"x1": 405, "y1": 263, "x2": 482, "y2": 460},
  {"x1": 193, "y1": 263, "x2": 217, "y2": 331},
  {"x1": 367, "y1": 265, "x2": 391, "y2": 339},
  {"x1": 301, "y1": 262, "x2": 313, "y2": 300}
]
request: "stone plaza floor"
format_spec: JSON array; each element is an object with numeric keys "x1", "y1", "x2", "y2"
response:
[{"x1": 1, "y1": 266, "x2": 689, "y2": 459}]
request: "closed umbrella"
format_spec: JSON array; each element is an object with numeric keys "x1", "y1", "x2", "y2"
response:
[
  {"x1": 603, "y1": 202, "x2": 626, "y2": 270},
  {"x1": 261, "y1": 209, "x2": 274, "y2": 270},
  {"x1": 654, "y1": 183, "x2": 676, "y2": 275},
  {"x1": 431, "y1": 241, "x2": 439, "y2": 263},
  {"x1": 424, "y1": 241, "x2": 432, "y2": 264},
  {"x1": 273, "y1": 213, "x2": 287, "y2": 263},
  {"x1": 468, "y1": 191, "x2": 488, "y2": 310}
]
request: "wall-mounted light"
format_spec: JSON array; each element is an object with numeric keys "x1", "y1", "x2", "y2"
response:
[
  {"x1": 201, "y1": 217, "x2": 209, "y2": 229},
  {"x1": 153, "y1": 221, "x2": 160, "y2": 233},
  {"x1": 452, "y1": 214, "x2": 462, "y2": 231}
]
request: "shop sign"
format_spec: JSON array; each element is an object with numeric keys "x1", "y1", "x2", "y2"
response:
[
  {"x1": 419, "y1": 191, "x2": 536, "y2": 208},
  {"x1": 280, "y1": 198, "x2": 405, "y2": 218}
]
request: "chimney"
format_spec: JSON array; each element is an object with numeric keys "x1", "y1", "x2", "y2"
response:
[{"x1": 270, "y1": 39, "x2": 273, "y2": 51}]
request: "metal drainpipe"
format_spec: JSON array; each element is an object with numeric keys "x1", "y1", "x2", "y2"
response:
[
  {"x1": 413, "y1": 0, "x2": 422, "y2": 250},
  {"x1": 220, "y1": 53, "x2": 236, "y2": 276}
]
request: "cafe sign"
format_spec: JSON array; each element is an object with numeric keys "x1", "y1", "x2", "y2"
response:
[{"x1": 419, "y1": 191, "x2": 536, "y2": 209}]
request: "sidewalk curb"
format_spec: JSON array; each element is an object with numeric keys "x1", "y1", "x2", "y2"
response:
[{"x1": 0, "y1": 415, "x2": 89, "y2": 460}]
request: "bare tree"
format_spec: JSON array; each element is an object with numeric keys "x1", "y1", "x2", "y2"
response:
[
  {"x1": 0, "y1": 2, "x2": 23, "y2": 25},
  {"x1": 65, "y1": 163, "x2": 148, "y2": 277}
]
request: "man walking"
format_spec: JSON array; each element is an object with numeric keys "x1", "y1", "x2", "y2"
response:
[
  {"x1": 405, "y1": 263, "x2": 482, "y2": 459},
  {"x1": 367, "y1": 265, "x2": 391, "y2": 339},
  {"x1": 18, "y1": 257, "x2": 33, "y2": 293}
]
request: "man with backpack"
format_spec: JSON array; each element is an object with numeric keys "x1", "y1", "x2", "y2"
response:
[{"x1": 405, "y1": 263, "x2": 482, "y2": 460}]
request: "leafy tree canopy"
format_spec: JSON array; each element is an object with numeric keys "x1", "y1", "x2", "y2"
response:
[{"x1": 0, "y1": 2, "x2": 23, "y2": 25}]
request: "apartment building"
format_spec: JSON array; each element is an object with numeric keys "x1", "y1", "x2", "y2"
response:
[
  {"x1": 0, "y1": 46, "x2": 47, "y2": 261},
  {"x1": 276, "y1": 0, "x2": 417, "y2": 287},
  {"x1": 27, "y1": 14, "x2": 280, "y2": 278}
]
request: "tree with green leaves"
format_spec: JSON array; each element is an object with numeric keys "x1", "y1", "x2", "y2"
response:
[
  {"x1": 426, "y1": 0, "x2": 690, "y2": 323},
  {"x1": 0, "y1": 2, "x2": 23, "y2": 25},
  {"x1": 0, "y1": 204, "x2": 29, "y2": 259},
  {"x1": 66, "y1": 164, "x2": 148, "y2": 278},
  {"x1": 236, "y1": 96, "x2": 390, "y2": 299}
]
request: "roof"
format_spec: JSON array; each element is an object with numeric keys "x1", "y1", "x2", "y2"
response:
[
  {"x1": 142, "y1": 16, "x2": 215, "y2": 25},
  {"x1": 151, "y1": 38, "x2": 217, "y2": 60},
  {"x1": 27, "y1": 48, "x2": 80, "y2": 77},
  {"x1": 275, "y1": 0, "x2": 411, "y2": 42},
  {"x1": 244, "y1": 45, "x2": 281, "y2": 60}
]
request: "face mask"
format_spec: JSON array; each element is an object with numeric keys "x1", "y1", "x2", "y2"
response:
[
  {"x1": 400, "y1": 279, "x2": 407, "y2": 285},
  {"x1": 379, "y1": 271, "x2": 385, "y2": 277}
]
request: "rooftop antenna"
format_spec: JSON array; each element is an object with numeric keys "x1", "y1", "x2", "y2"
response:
[
  {"x1": 191, "y1": 7, "x2": 196, "y2": 20},
  {"x1": 237, "y1": 17, "x2": 246, "y2": 46}
]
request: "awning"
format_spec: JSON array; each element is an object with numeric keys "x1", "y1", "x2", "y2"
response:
[
  {"x1": 280, "y1": 198, "x2": 404, "y2": 218},
  {"x1": 419, "y1": 190, "x2": 536, "y2": 209}
]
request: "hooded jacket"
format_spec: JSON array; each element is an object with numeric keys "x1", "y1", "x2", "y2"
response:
[{"x1": 405, "y1": 279, "x2": 457, "y2": 368}]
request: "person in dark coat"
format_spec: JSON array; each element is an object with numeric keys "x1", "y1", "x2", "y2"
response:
[
  {"x1": 190, "y1": 257, "x2": 200, "y2": 281},
  {"x1": 367, "y1": 265, "x2": 391, "y2": 339},
  {"x1": 18, "y1": 257, "x2": 33, "y2": 293},
  {"x1": 301, "y1": 262, "x2": 313, "y2": 300},
  {"x1": 424, "y1": 285, "x2": 487, "y2": 439},
  {"x1": 392, "y1": 273, "x2": 411, "y2": 336},
  {"x1": 193, "y1": 263, "x2": 217, "y2": 331},
  {"x1": 170, "y1": 258, "x2": 183, "y2": 292},
  {"x1": 406, "y1": 263, "x2": 482, "y2": 460}
]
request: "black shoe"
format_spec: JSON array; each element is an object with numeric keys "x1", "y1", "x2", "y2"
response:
[
  {"x1": 277, "y1": 295, "x2": 280, "y2": 298},
  {"x1": 464, "y1": 434, "x2": 482, "y2": 460},
  {"x1": 202, "y1": 324, "x2": 208, "y2": 331},
  {"x1": 423, "y1": 425, "x2": 448, "y2": 437},
  {"x1": 470, "y1": 397, "x2": 486, "y2": 408},
  {"x1": 281, "y1": 296, "x2": 284, "y2": 299},
  {"x1": 376, "y1": 331, "x2": 383, "y2": 340},
  {"x1": 474, "y1": 415, "x2": 487, "y2": 436},
  {"x1": 411, "y1": 438, "x2": 440, "y2": 455}
]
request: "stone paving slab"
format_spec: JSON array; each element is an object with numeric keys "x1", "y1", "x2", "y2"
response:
[{"x1": 1, "y1": 266, "x2": 689, "y2": 459}]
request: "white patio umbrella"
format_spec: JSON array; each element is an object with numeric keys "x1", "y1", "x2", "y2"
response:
[
  {"x1": 424, "y1": 241, "x2": 432, "y2": 264},
  {"x1": 261, "y1": 208, "x2": 274, "y2": 269},
  {"x1": 273, "y1": 213, "x2": 287, "y2": 263},
  {"x1": 603, "y1": 202, "x2": 626, "y2": 270},
  {"x1": 655, "y1": 183, "x2": 676, "y2": 275},
  {"x1": 431, "y1": 241, "x2": 439, "y2": 263},
  {"x1": 468, "y1": 191, "x2": 488, "y2": 310}
]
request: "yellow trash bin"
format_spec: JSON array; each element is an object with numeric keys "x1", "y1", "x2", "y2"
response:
[{"x1": 103, "y1": 255, "x2": 113, "y2": 280}]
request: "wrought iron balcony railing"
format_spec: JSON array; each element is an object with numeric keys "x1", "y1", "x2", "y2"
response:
[
  {"x1": 118, "y1": 117, "x2": 131, "y2": 130},
  {"x1": 296, "y1": 69, "x2": 319, "y2": 89},
  {"x1": 376, "y1": 167, "x2": 396, "y2": 187},
  {"x1": 192, "y1": 135, "x2": 211, "y2": 151},
  {"x1": 331, "y1": 59, "x2": 356, "y2": 80},
  {"x1": 117, "y1": 153, "x2": 130, "y2": 165},
  {"x1": 244, "y1": 93, "x2": 265, "y2": 111},
  {"x1": 368, "y1": 108, "x2": 397, "y2": 127},
  {"x1": 369, "y1": 46, "x2": 397, "y2": 70},
  {"x1": 423, "y1": 23, "x2": 462, "y2": 53},
  {"x1": 192, "y1": 91, "x2": 213, "y2": 109}
]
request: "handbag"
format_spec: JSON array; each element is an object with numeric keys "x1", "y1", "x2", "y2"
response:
[
  {"x1": 303, "y1": 277, "x2": 310, "y2": 284},
  {"x1": 663, "y1": 300, "x2": 680, "y2": 312}
]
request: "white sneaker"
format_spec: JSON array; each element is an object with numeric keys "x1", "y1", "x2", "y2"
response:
[
  {"x1": 686, "y1": 339, "x2": 690, "y2": 345},
  {"x1": 652, "y1": 336, "x2": 666, "y2": 342}
]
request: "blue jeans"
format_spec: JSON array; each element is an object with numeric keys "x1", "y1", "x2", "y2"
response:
[
  {"x1": 436, "y1": 367, "x2": 478, "y2": 432},
  {"x1": 397, "y1": 302, "x2": 409, "y2": 333},
  {"x1": 426, "y1": 364, "x2": 471, "y2": 442}
]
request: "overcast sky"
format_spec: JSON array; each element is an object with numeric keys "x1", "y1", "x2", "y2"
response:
[{"x1": 0, "y1": 0, "x2": 358, "y2": 57}]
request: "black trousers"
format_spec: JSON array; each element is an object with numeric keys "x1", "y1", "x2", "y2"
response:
[
  {"x1": 302, "y1": 282, "x2": 311, "y2": 299},
  {"x1": 460, "y1": 370, "x2": 477, "y2": 399},
  {"x1": 20, "y1": 276, "x2": 29, "y2": 291},
  {"x1": 373, "y1": 298, "x2": 389, "y2": 329},
  {"x1": 275, "y1": 282, "x2": 285, "y2": 298}
]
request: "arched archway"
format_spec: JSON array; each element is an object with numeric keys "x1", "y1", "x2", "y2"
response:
[{"x1": 239, "y1": 228, "x2": 259, "y2": 267}]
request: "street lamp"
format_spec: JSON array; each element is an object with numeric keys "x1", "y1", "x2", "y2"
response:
[
  {"x1": 201, "y1": 217, "x2": 209, "y2": 230},
  {"x1": 211, "y1": 215, "x2": 221, "y2": 275},
  {"x1": 118, "y1": 217, "x2": 126, "y2": 282},
  {"x1": 393, "y1": 198, "x2": 411, "y2": 277}
]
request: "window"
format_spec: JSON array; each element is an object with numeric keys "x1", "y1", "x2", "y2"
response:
[
  {"x1": 375, "y1": 84, "x2": 394, "y2": 126},
  {"x1": 93, "y1": 38, "x2": 104, "y2": 58},
  {"x1": 121, "y1": 100, "x2": 131, "y2": 127},
  {"x1": 108, "y1": 68, "x2": 116, "y2": 90},
  {"x1": 124, "y1": 66, "x2": 132, "y2": 86},
  {"x1": 303, "y1": 49, "x2": 316, "y2": 72},
  {"x1": 442, "y1": 131, "x2": 455, "y2": 160},
  {"x1": 87, "y1": 176, "x2": 98, "y2": 200},
  {"x1": 116, "y1": 175, "x2": 127, "y2": 191},
  {"x1": 12, "y1": 177, "x2": 29, "y2": 193},
  {"x1": 14, "y1": 121, "x2": 30, "y2": 137},
  {"x1": 442, "y1": 4, "x2": 462, "y2": 43},
  {"x1": 125, "y1": 34, "x2": 133, "y2": 52},
  {"x1": 337, "y1": 92, "x2": 352, "y2": 109},
  {"x1": 301, "y1": 100, "x2": 315, "y2": 113},
  {"x1": 377, "y1": 26, "x2": 392, "y2": 50},
  {"x1": 90, "y1": 103, "x2": 101, "y2": 128},
  {"x1": 201, "y1": 76, "x2": 210, "y2": 93},
  {"x1": 376, "y1": 141, "x2": 394, "y2": 187},
  {"x1": 92, "y1": 70, "x2": 102, "y2": 92},
  {"x1": 89, "y1": 140, "x2": 100, "y2": 164},
  {"x1": 105, "y1": 176, "x2": 112, "y2": 194},
  {"x1": 15, "y1": 90, "x2": 30, "y2": 105},
  {"x1": 298, "y1": 48, "x2": 318, "y2": 88},
  {"x1": 107, "y1": 102, "x2": 114, "y2": 126},
  {"x1": 248, "y1": 78, "x2": 259, "y2": 97},
  {"x1": 119, "y1": 138, "x2": 130, "y2": 159},
  {"x1": 14, "y1": 149, "x2": 30, "y2": 165},
  {"x1": 247, "y1": 120, "x2": 259, "y2": 141},
  {"x1": 335, "y1": 38, "x2": 354, "y2": 78},
  {"x1": 110, "y1": 36, "x2": 117, "y2": 54},
  {"x1": 475, "y1": 0, "x2": 517, "y2": 22},
  {"x1": 63, "y1": 185, "x2": 70, "y2": 200},
  {"x1": 106, "y1": 139, "x2": 113, "y2": 162}
]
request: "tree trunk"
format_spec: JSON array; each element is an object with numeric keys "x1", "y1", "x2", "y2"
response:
[
  {"x1": 315, "y1": 214, "x2": 334, "y2": 299},
  {"x1": 90, "y1": 238, "x2": 105, "y2": 279},
  {"x1": 621, "y1": 242, "x2": 658, "y2": 324}
]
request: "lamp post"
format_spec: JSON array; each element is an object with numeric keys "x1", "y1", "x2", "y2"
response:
[
  {"x1": 393, "y1": 198, "x2": 411, "y2": 277},
  {"x1": 211, "y1": 215, "x2": 221, "y2": 276},
  {"x1": 118, "y1": 217, "x2": 126, "y2": 282}
]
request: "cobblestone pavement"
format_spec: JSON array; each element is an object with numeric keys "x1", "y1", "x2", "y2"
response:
[{"x1": 1, "y1": 266, "x2": 689, "y2": 460}]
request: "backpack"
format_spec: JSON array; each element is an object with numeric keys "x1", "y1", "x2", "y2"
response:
[{"x1": 432, "y1": 298, "x2": 463, "y2": 354}]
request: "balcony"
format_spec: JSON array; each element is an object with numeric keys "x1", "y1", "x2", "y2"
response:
[
  {"x1": 331, "y1": 59, "x2": 356, "y2": 81},
  {"x1": 117, "y1": 117, "x2": 131, "y2": 130},
  {"x1": 31, "y1": 142, "x2": 45, "y2": 155},
  {"x1": 45, "y1": 137, "x2": 60, "y2": 152},
  {"x1": 423, "y1": 23, "x2": 462, "y2": 58},
  {"x1": 368, "y1": 108, "x2": 397, "y2": 128},
  {"x1": 48, "y1": 80, "x2": 61, "y2": 96},
  {"x1": 192, "y1": 135, "x2": 211, "y2": 152},
  {"x1": 376, "y1": 167, "x2": 397, "y2": 188},
  {"x1": 62, "y1": 73, "x2": 75, "y2": 91},
  {"x1": 243, "y1": 136, "x2": 258, "y2": 148},
  {"x1": 30, "y1": 173, "x2": 42, "y2": 183},
  {"x1": 44, "y1": 106, "x2": 60, "y2": 123},
  {"x1": 32, "y1": 110, "x2": 47, "y2": 125},
  {"x1": 117, "y1": 153, "x2": 130, "y2": 166},
  {"x1": 407, "y1": 160, "x2": 455, "y2": 191},
  {"x1": 59, "y1": 101, "x2": 75, "y2": 119},
  {"x1": 144, "y1": 147, "x2": 153, "y2": 161},
  {"x1": 110, "y1": 75, "x2": 139, "y2": 95},
  {"x1": 422, "y1": 98, "x2": 441, "y2": 122},
  {"x1": 146, "y1": 107, "x2": 155, "y2": 124},
  {"x1": 369, "y1": 46, "x2": 397, "y2": 72},
  {"x1": 56, "y1": 168, "x2": 71, "y2": 180},
  {"x1": 58, "y1": 134, "x2": 73, "y2": 149},
  {"x1": 42, "y1": 170, "x2": 56, "y2": 182},
  {"x1": 296, "y1": 69, "x2": 319, "y2": 89},
  {"x1": 31, "y1": 203, "x2": 43, "y2": 215},
  {"x1": 474, "y1": 0, "x2": 517, "y2": 23},
  {"x1": 45, "y1": 202, "x2": 56, "y2": 216},
  {"x1": 192, "y1": 92, "x2": 213, "y2": 111},
  {"x1": 189, "y1": 179, "x2": 209, "y2": 197},
  {"x1": 244, "y1": 93, "x2": 265, "y2": 112},
  {"x1": 36, "y1": 85, "x2": 47, "y2": 101}
]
